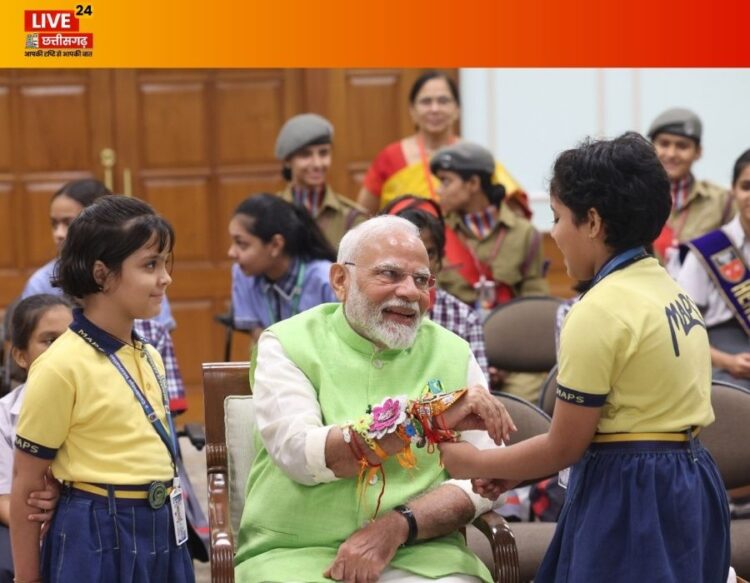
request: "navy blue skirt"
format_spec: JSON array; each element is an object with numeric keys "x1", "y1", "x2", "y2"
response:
[
  {"x1": 41, "y1": 487, "x2": 195, "y2": 583},
  {"x1": 536, "y1": 438, "x2": 730, "y2": 583}
]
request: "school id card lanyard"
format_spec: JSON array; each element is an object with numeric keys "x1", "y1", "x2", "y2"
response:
[
  {"x1": 76, "y1": 327, "x2": 189, "y2": 546},
  {"x1": 263, "y1": 261, "x2": 307, "y2": 325},
  {"x1": 588, "y1": 246, "x2": 649, "y2": 289}
]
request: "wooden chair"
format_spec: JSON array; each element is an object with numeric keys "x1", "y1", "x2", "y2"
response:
[
  {"x1": 203, "y1": 361, "x2": 542, "y2": 583},
  {"x1": 483, "y1": 296, "x2": 562, "y2": 374},
  {"x1": 699, "y1": 381, "x2": 750, "y2": 579}
]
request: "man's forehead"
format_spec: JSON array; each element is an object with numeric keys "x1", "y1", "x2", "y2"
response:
[{"x1": 358, "y1": 232, "x2": 429, "y2": 266}]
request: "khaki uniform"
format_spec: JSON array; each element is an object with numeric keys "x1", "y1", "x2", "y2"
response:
[
  {"x1": 439, "y1": 202, "x2": 549, "y2": 305},
  {"x1": 665, "y1": 180, "x2": 735, "y2": 251},
  {"x1": 278, "y1": 186, "x2": 368, "y2": 250},
  {"x1": 439, "y1": 203, "x2": 549, "y2": 402}
]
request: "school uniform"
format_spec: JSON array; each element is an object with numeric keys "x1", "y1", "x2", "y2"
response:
[
  {"x1": 231, "y1": 258, "x2": 337, "y2": 331},
  {"x1": 677, "y1": 216, "x2": 750, "y2": 388},
  {"x1": 0, "y1": 385, "x2": 22, "y2": 583},
  {"x1": 439, "y1": 203, "x2": 548, "y2": 306},
  {"x1": 439, "y1": 203, "x2": 548, "y2": 400},
  {"x1": 278, "y1": 185, "x2": 367, "y2": 250},
  {"x1": 15, "y1": 310, "x2": 193, "y2": 582},
  {"x1": 538, "y1": 253, "x2": 730, "y2": 582},
  {"x1": 21, "y1": 261, "x2": 187, "y2": 410},
  {"x1": 658, "y1": 177, "x2": 735, "y2": 276}
]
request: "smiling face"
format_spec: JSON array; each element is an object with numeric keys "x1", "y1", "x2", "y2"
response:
[
  {"x1": 287, "y1": 143, "x2": 331, "y2": 189},
  {"x1": 99, "y1": 236, "x2": 173, "y2": 322},
  {"x1": 340, "y1": 231, "x2": 431, "y2": 350},
  {"x1": 409, "y1": 77, "x2": 460, "y2": 137},
  {"x1": 653, "y1": 132, "x2": 701, "y2": 181},
  {"x1": 50, "y1": 194, "x2": 85, "y2": 252}
]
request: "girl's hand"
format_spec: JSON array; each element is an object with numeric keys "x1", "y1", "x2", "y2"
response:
[
  {"x1": 471, "y1": 478, "x2": 520, "y2": 501},
  {"x1": 442, "y1": 386, "x2": 517, "y2": 444},
  {"x1": 28, "y1": 468, "x2": 60, "y2": 536},
  {"x1": 438, "y1": 441, "x2": 481, "y2": 479}
]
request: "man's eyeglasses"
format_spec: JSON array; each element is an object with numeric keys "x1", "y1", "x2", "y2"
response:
[{"x1": 343, "y1": 262, "x2": 436, "y2": 291}]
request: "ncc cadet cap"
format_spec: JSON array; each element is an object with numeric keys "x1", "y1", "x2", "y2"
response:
[
  {"x1": 430, "y1": 142, "x2": 495, "y2": 176},
  {"x1": 647, "y1": 108, "x2": 703, "y2": 143},
  {"x1": 274, "y1": 113, "x2": 333, "y2": 161}
]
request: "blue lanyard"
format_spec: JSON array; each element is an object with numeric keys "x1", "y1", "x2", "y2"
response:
[
  {"x1": 264, "y1": 261, "x2": 307, "y2": 326},
  {"x1": 106, "y1": 351, "x2": 178, "y2": 476},
  {"x1": 74, "y1": 323, "x2": 178, "y2": 477},
  {"x1": 589, "y1": 246, "x2": 649, "y2": 289}
]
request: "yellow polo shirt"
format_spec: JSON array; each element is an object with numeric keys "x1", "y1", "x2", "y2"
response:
[
  {"x1": 15, "y1": 311, "x2": 174, "y2": 484},
  {"x1": 557, "y1": 257, "x2": 714, "y2": 433}
]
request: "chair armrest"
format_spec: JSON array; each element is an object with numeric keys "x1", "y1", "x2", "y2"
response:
[
  {"x1": 208, "y1": 470, "x2": 235, "y2": 583},
  {"x1": 473, "y1": 511, "x2": 520, "y2": 583}
]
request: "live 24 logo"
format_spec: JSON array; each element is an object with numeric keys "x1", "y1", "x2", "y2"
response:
[{"x1": 24, "y1": 6, "x2": 95, "y2": 56}]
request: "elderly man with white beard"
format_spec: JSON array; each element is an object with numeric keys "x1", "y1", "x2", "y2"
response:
[{"x1": 234, "y1": 215, "x2": 515, "y2": 583}]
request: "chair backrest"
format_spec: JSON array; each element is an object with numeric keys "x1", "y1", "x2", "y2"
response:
[
  {"x1": 495, "y1": 392, "x2": 552, "y2": 446},
  {"x1": 699, "y1": 380, "x2": 750, "y2": 490},
  {"x1": 495, "y1": 392, "x2": 553, "y2": 486},
  {"x1": 537, "y1": 365, "x2": 558, "y2": 417},
  {"x1": 483, "y1": 296, "x2": 562, "y2": 373},
  {"x1": 202, "y1": 362, "x2": 253, "y2": 539}
]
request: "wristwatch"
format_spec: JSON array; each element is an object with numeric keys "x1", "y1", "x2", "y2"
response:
[{"x1": 394, "y1": 504, "x2": 418, "y2": 546}]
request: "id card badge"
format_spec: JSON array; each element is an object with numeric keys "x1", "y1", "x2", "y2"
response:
[
  {"x1": 473, "y1": 276, "x2": 496, "y2": 320},
  {"x1": 558, "y1": 466, "x2": 571, "y2": 490},
  {"x1": 170, "y1": 478, "x2": 189, "y2": 546}
]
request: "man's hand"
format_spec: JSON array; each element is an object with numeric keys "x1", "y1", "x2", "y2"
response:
[
  {"x1": 441, "y1": 386, "x2": 517, "y2": 444},
  {"x1": 324, "y1": 512, "x2": 406, "y2": 583},
  {"x1": 471, "y1": 478, "x2": 520, "y2": 501},
  {"x1": 438, "y1": 441, "x2": 483, "y2": 479},
  {"x1": 28, "y1": 468, "x2": 60, "y2": 536}
]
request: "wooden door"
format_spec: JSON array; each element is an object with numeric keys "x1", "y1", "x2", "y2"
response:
[
  {"x1": 0, "y1": 69, "x2": 115, "y2": 306},
  {"x1": 111, "y1": 69, "x2": 307, "y2": 423},
  {"x1": 0, "y1": 68, "x2": 458, "y2": 424}
]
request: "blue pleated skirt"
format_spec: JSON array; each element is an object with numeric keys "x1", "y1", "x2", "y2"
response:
[
  {"x1": 41, "y1": 487, "x2": 195, "y2": 583},
  {"x1": 536, "y1": 438, "x2": 730, "y2": 583}
]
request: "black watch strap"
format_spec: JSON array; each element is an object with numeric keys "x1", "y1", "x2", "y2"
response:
[{"x1": 394, "y1": 504, "x2": 418, "y2": 546}]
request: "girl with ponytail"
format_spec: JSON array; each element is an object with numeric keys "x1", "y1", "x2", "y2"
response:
[{"x1": 228, "y1": 193, "x2": 338, "y2": 340}]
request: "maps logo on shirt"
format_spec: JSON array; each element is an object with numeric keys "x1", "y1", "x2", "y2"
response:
[{"x1": 711, "y1": 247, "x2": 746, "y2": 284}]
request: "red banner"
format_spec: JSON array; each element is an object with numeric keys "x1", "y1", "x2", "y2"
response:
[{"x1": 24, "y1": 10, "x2": 79, "y2": 32}]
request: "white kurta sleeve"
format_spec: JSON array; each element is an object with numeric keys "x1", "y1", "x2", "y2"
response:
[{"x1": 252, "y1": 331, "x2": 338, "y2": 485}]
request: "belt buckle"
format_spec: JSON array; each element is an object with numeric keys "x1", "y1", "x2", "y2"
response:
[{"x1": 147, "y1": 481, "x2": 167, "y2": 509}]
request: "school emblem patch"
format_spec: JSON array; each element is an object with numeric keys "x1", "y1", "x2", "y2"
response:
[{"x1": 711, "y1": 248, "x2": 746, "y2": 283}]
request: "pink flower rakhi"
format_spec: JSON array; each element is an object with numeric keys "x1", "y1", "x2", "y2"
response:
[{"x1": 367, "y1": 396, "x2": 408, "y2": 439}]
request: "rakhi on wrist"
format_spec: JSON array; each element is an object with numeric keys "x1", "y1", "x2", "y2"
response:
[{"x1": 345, "y1": 382, "x2": 469, "y2": 517}]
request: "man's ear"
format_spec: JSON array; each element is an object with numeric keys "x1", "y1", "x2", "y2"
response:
[{"x1": 329, "y1": 264, "x2": 349, "y2": 302}]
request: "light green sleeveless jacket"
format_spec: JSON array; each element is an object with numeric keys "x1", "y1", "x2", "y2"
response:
[{"x1": 234, "y1": 303, "x2": 491, "y2": 582}]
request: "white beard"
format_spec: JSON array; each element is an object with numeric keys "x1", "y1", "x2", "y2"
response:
[{"x1": 344, "y1": 282, "x2": 423, "y2": 350}]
